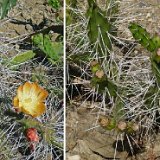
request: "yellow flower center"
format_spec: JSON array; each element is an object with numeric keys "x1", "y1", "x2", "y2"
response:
[{"x1": 24, "y1": 98, "x2": 32, "y2": 104}]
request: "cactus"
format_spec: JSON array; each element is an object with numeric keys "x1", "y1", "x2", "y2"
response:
[
  {"x1": 66, "y1": 0, "x2": 77, "y2": 25},
  {"x1": 66, "y1": 0, "x2": 160, "y2": 158},
  {"x1": 10, "y1": 51, "x2": 35, "y2": 65},
  {"x1": 128, "y1": 23, "x2": 158, "y2": 52},
  {"x1": 90, "y1": 60, "x2": 117, "y2": 96},
  {"x1": 0, "y1": 49, "x2": 63, "y2": 159},
  {"x1": 129, "y1": 23, "x2": 160, "y2": 85},
  {"x1": 86, "y1": 0, "x2": 119, "y2": 57},
  {"x1": 99, "y1": 116, "x2": 139, "y2": 134},
  {"x1": 32, "y1": 33, "x2": 63, "y2": 63},
  {"x1": 86, "y1": 0, "x2": 112, "y2": 57}
]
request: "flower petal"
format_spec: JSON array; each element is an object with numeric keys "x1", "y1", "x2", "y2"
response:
[
  {"x1": 32, "y1": 103, "x2": 46, "y2": 118},
  {"x1": 13, "y1": 82, "x2": 48, "y2": 117},
  {"x1": 13, "y1": 96, "x2": 19, "y2": 107},
  {"x1": 37, "y1": 89, "x2": 48, "y2": 102},
  {"x1": 23, "y1": 82, "x2": 32, "y2": 95},
  {"x1": 13, "y1": 96, "x2": 21, "y2": 112},
  {"x1": 31, "y1": 83, "x2": 41, "y2": 97},
  {"x1": 21, "y1": 106, "x2": 31, "y2": 116}
]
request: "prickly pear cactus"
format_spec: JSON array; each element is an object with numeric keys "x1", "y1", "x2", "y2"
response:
[
  {"x1": 129, "y1": 23, "x2": 160, "y2": 85},
  {"x1": 128, "y1": 23, "x2": 157, "y2": 52},
  {"x1": 86, "y1": 0, "x2": 112, "y2": 57},
  {"x1": 90, "y1": 60, "x2": 117, "y2": 96}
]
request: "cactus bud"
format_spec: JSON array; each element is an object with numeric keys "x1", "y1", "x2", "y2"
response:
[
  {"x1": 95, "y1": 70, "x2": 104, "y2": 78},
  {"x1": 131, "y1": 123, "x2": 139, "y2": 132},
  {"x1": 90, "y1": 60, "x2": 98, "y2": 67},
  {"x1": 117, "y1": 121, "x2": 127, "y2": 131},
  {"x1": 99, "y1": 116, "x2": 109, "y2": 128}
]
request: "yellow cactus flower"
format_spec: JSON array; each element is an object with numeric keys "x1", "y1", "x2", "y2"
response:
[{"x1": 13, "y1": 82, "x2": 48, "y2": 118}]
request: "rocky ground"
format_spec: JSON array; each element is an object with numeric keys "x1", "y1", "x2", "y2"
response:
[
  {"x1": 66, "y1": 102, "x2": 160, "y2": 160},
  {"x1": 0, "y1": 0, "x2": 63, "y2": 56}
]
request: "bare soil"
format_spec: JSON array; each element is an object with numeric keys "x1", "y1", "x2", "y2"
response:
[{"x1": 0, "y1": 0, "x2": 63, "y2": 56}]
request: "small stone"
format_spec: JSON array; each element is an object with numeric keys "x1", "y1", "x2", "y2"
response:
[
  {"x1": 77, "y1": 107, "x2": 87, "y2": 115},
  {"x1": 67, "y1": 155, "x2": 81, "y2": 160},
  {"x1": 146, "y1": 13, "x2": 151, "y2": 19},
  {"x1": 25, "y1": 24, "x2": 33, "y2": 31}
]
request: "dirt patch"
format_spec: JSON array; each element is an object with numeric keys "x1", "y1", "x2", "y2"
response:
[
  {"x1": 66, "y1": 103, "x2": 160, "y2": 160},
  {"x1": 0, "y1": 0, "x2": 63, "y2": 38},
  {"x1": 0, "y1": 0, "x2": 63, "y2": 57}
]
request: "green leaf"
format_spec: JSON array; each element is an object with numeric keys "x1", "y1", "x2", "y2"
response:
[
  {"x1": 106, "y1": 118, "x2": 116, "y2": 130},
  {"x1": 32, "y1": 33, "x2": 63, "y2": 62},
  {"x1": 87, "y1": 0, "x2": 112, "y2": 57},
  {"x1": 91, "y1": 63, "x2": 101, "y2": 73},
  {"x1": 10, "y1": 51, "x2": 35, "y2": 65},
  {"x1": 152, "y1": 35, "x2": 160, "y2": 49},
  {"x1": 129, "y1": 23, "x2": 157, "y2": 52},
  {"x1": 48, "y1": 0, "x2": 60, "y2": 10},
  {"x1": 90, "y1": 61, "x2": 117, "y2": 96},
  {"x1": 91, "y1": 75, "x2": 117, "y2": 96},
  {"x1": 0, "y1": 0, "x2": 17, "y2": 19},
  {"x1": 129, "y1": 23, "x2": 160, "y2": 86},
  {"x1": 68, "y1": 53, "x2": 91, "y2": 64},
  {"x1": 66, "y1": 0, "x2": 77, "y2": 25},
  {"x1": 17, "y1": 118, "x2": 43, "y2": 131},
  {"x1": 51, "y1": 41, "x2": 63, "y2": 58},
  {"x1": 66, "y1": 0, "x2": 77, "y2": 6}
]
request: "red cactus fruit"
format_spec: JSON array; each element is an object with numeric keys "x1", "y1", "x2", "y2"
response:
[{"x1": 26, "y1": 128, "x2": 39, "y2": 142}]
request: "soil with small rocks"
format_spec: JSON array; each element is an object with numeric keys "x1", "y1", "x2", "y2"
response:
[{"x1": 0, "y1": 0, "x2": 63, "y2": 56}]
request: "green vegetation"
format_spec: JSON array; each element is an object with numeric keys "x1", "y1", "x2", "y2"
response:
[
  {"x1": 0, "y1": 0, "x2": 17, "y2": 19},
  {"x1": 48, "y1": 0, "x2": 61, "y2": 10}
]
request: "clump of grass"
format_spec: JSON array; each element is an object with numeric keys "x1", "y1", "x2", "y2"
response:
[{"x1": 48, "y1": 0, "x2": 61, "y2": 10}]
